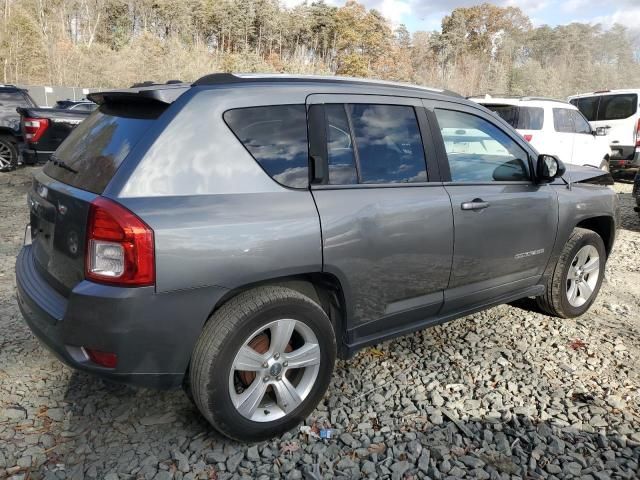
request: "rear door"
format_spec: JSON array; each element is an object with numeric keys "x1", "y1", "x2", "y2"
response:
[
  {"x1": 306, "y1": 94, "x2": 453, "y2": 343},
  {"x1": 426, "y1": 100, "x2": 558, "y2": 312}
]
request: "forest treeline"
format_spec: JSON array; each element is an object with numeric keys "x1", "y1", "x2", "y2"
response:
[{"x1": 1, "y1": 0, "x2": 639, "y2": 97}]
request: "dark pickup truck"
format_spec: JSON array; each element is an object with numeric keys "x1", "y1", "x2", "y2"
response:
[
  {"x1": 18, "y1": 107, "x2": 91, "y2": 164},
  {"x1": 0, "y1": 85, "x2": 37, "y2": 171}
]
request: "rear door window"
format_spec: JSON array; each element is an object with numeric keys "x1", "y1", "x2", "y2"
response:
[
  {"x1": 598, "y1": 94, "x2": 638, "y2": 120},
  {"x1": 347, "y1": 104, "x2": 427, "y2": 184},
  {"x1": 325, "y1": 104, "x2": 358, "y2": 185},
  {"x1": 485, "y1": 105, "x2": 543, "y2": 130},
  {"x1": 553, "y1": 108, "x2": 575, "y2": 133},
  {"x1": 224, "y1": 105, "x2": 309, "y2": 189},
  {"x1": 43, "y1": 104, "x2": 164, "y2": 194}
]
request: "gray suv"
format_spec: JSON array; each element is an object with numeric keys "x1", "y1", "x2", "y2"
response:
[{"x1": 16, "y1": 74, "x2": 618, "y2": 442}]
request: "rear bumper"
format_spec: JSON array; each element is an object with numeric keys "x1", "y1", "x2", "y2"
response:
[
  {"x1": 16, "y1": 245, "x2": 228, "y2": 389},
  {"x1": 609, "y1": 145, "x2": 640, "y2": 170},
  {"x1": 21, "y1": 147, "x2": 53, "y2": 165}
]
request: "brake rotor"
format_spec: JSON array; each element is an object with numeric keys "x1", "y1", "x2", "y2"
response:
[{"x1": 238, "y1": 333, "x2": 293, "y2": 386}]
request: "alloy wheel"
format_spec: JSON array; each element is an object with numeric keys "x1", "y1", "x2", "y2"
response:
[
  {"x1": 229, "y1": 319, "x2": 321, "y2": 422},
  {"x1": 566, "y1": 245, "x2": 600, "y2": 307}
]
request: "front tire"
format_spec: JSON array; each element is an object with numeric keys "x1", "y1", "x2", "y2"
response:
[
  {"x1": 189, "y1": 286, "x2": 336, "y2": 442},
  {"x1": 537, "y1": 228, "x2": 606, "y2": 318}
]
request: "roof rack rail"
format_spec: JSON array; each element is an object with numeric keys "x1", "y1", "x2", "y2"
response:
[{"x1": 192, "y1": 72, "x2": 463, "y2": 98}]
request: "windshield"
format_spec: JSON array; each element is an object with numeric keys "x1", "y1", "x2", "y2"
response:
[{"x1": 43, "y1": 104, "x2": 164, "y2": 194}]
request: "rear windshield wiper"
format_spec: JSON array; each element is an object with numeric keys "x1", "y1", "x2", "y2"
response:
[{"x1": 49, "y1": 155, "x2": 78, "y2": 174}]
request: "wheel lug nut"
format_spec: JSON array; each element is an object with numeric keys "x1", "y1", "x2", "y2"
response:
[
  {"x1": 274, "y1": 353, "x2": 280, "y2": 359},
  {"x1": 263, "y1": 376, "x2": 270, "y2": 382},
  {"x1": 283, "y1": 361, "x2": 288, "y2": 367},
  {"x1": 276, "y1": 375, "x2": 282, "y2": 381},
  {"x1": 262, "y1": 362, "x2": 268, "y2": 368}
]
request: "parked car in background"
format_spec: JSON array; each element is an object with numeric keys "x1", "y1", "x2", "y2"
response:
[
  {"x1": 53, "y1": 99, "x2": 97, "y2": 111},
  {"x1": 569, "y1": 89, "x2": 640, "y2": 174},
  {"x1": 16, "y1": 74, "x2": 617, "y2": 442},
  {"x1": 17, "y1": 106, "x2": 91, "y2": 164},
  {"x1": 0, "y1": 84, "x2": 37, "y2": 171},
  {"x1": 470, "y1": 95, "x2": 611, "y2": 171}
]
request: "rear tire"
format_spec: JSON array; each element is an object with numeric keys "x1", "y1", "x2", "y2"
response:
[
  {"x1": 0, "y1": 135, "x2": 18, "y2": 172},
  {"x1": 189, "y1": 286, "x2": 336, "y2": 442},
  {"x1": 536, "y1": 228, "x2": 606, "y2": 318}
]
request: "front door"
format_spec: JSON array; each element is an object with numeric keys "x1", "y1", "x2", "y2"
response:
[
  {"x1": 306, "y1": 94, "x2": 454, "y2": 344},
  {"x1": 427, "y1": 102, "x2": 559, "y2": 312}
]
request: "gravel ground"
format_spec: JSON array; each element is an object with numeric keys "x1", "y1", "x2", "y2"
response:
[{"x1": 1, "y1": 167, "x2": 639, "y2": 480}]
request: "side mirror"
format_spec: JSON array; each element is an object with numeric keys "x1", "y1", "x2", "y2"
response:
[
  {"x1": 537, "y1": 154, "x2": 566, "y2": 182},
  {"x1": 594, "y1": 126, "x2": 608, "y2": 136}
]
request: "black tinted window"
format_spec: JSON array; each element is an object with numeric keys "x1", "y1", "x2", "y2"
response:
[
  {"x1": 486, "y1": 105, "x2": 543, "y2": 130},
  {"x1": 435, "y1": 109, "x2": 529, "y2": 183},
  {"x1": 43, "y1": 105, "x2": 162, "y2": 194},
  {"x1": 571, "y1": 97, "x2": 598, "y2": 121},
  {"x1": 553, "y1": 108, "x2": 574, "y2": 133},
  {"x1": 224, "y1": 105, "x2": 309, "y2": 188},
  {"x1": 599, "y1": 94, "x2": 637, "y2": 120},
  {"x1": 0, "y1": 91, "x2": 32, "y2": 107},
  {"x1": 325, "y1": 105, "x2": 357, "y2": 185},
  {"x1": 348, "y1": 104, "x2": 426, "y2": 184}
]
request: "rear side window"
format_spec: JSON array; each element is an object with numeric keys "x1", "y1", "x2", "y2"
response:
[
  {"x1": 485, "y1": 105, "x2": 543, "y2": 130},
  {"x1": 0, "y1": 91, "x2": 35, "y2": 107},
  {"x1": 599, "y1": 94, "x2": 637, "y2": 120},
  {"x1": 571, "y1": 97, "x2": 598, "y2": 121},
  {"x1": 43, "y1": 105, "x2": 163, "y2": 194},
  {"x1": 347, "y1": 104, "x2": 427, "y2": 184},
  {"x1": 224, "y1": 105, "x2": 309, "y2": 189},
  {"x1": 553, "y1": 108, "x2": 575, "y2": 133}
]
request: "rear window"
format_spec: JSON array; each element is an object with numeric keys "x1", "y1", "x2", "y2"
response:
[
  {"x1": 43, "y1": 104, "x2": 163, "y2": 194},
  {"x1": 0, "y1": 90, "x2": 35, "y2": 107},
  {"x1": 483, "y1": 105, "x2": 543, "y2": 130},
  {"x1": 223, "y1": 105, "x2": 309, "y2": 189}
]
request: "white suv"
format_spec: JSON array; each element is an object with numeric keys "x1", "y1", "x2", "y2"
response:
[
  {"x1": 568, "y1": 89, "x2": 640, "y2": 172},
  {"x1": 470, "y1": 95, "x2": 611, "y2": 171}
]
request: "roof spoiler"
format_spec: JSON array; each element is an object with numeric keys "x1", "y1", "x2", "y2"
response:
[{"x1": 88, "y1": 84, "x2": 189, "y2": 106}]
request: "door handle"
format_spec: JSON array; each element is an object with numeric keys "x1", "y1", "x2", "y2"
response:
[{"x1": 461, "y1": 199, "x2": 490, "y2": 211}]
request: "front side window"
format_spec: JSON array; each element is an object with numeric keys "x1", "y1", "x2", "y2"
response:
[
  {"x1": 224, "y1": 105, "x2": 309, "y2": 188},
  {"x1": 434, "y1": 109, "x2": 530, "y2": 183},
  {"x1": 347, "y1": 104, "x2": 427, "y2": 184},
  {"x1": 570, "y1": 110, "x2": 592, "y2": 134},
  {"x1": 553, "y1": 108, "x2": 575, "y2": 133}
]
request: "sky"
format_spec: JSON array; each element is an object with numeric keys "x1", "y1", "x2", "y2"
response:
[{"x1": 282, "y1": 0, "x2": 640, "y2": 33}]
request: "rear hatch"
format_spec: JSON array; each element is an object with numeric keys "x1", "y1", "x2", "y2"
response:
[{"x1": 28, "y1": 101, "x2": 167, "y2": 296}]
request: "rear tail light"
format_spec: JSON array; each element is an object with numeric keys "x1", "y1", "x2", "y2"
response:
[
  {"x1": 86, "y1": 197, "x2": 155, "y2": 286},
  {"x1": 523, "y1": 134, "x2": 533, "y2": 142},
  {"x1": 23, "y1": 117, "x2": 50, "y2": 143},
  {"x1": 635, "y1": 118, "x2": 640, "y2": 147},
  {"x1": 84, "y1": 348, "x2": 118, "y2": 368}
]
